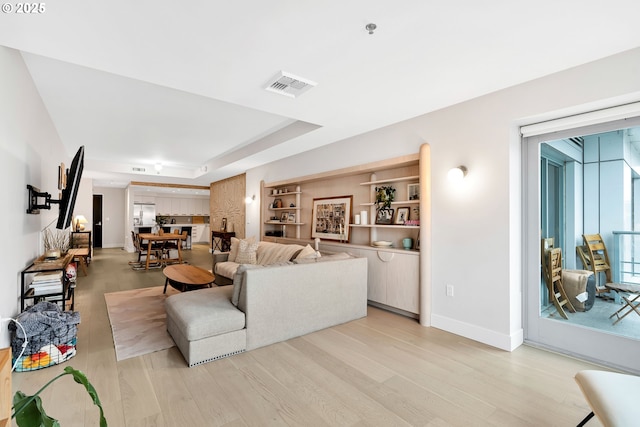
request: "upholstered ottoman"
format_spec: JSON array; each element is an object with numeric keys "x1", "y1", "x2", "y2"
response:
[{"x1": 165, "y1": 286, "x2": 246, "y2": 367}]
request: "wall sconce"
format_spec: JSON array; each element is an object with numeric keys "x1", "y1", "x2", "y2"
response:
[
  {"x1": 74, "y1": 214, "x2": 88, "y2": 231},
  {"x1": 154, "y1": 163, "x2": 163, "y2": 174},
  {"x1": 447, "y1": 166, "x2": 468, "y2": 182},
  {"x1": 245, "y1": 195, "x2": 255, "y2": 204}
]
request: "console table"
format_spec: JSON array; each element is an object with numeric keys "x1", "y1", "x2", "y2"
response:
[
  {"x1": 21, "y1": 252, "x2": 74, "y2": 311},
  {"x1": 211, "y1": 230, "x2": 235, "y2": 252}
]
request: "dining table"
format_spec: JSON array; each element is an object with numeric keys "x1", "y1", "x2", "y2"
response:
[{"x1": 138, "y1": 233, "x2": 186, "y2": 270}]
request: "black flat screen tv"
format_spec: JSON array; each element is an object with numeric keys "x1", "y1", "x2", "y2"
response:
[{"x1": 56, "y1": 146, "x2": 84, "y2": 230}]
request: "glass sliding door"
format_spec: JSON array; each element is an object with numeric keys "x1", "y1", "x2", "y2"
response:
[{"x1": 524, "y1": 118, "x2": 640, "y2": 374}]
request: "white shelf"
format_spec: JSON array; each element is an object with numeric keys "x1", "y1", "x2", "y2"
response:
[
  {"x1": 360, "y1": 175, "x2": 419, "y2": 186},
  {"x1": 360, "y1": 200, "x2": 419, "y2": 206},
  {"x1": 267, "y1": 191, "x2": 301, "y2": 196},
  {"x1": 268, "y1": 207, "x2": 301, "y2": 211},
  {"x1": 350, "y1": 224, "x2": 419, "y2": 229},
  {"x1": 264, "y1": 222, "x2": 305, "y2": 226}
]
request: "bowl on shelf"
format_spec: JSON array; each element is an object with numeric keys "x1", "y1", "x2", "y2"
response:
[{"x1": 372, "y1": 240, "x2": 393, "y2": 247}]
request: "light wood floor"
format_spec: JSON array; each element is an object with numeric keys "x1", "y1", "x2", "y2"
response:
[{"x1": 11, "y1": 245, "x2": 604, "y2": 426}]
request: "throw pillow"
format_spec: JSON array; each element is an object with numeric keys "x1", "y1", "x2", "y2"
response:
[
  {"x1": 295, "y1": 244, "x2": 317, "y2": 260},
  {"x1": 227, "y1": 237, "x2": 240, "y2": 262},
  {"x1": 228, "y1": 236, "x2": 254, "y2": 263},
  {"x1": 235, "y1": 239, "x2": 259, "y2": 265}
]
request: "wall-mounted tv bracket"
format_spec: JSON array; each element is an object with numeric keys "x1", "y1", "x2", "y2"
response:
[{"x1": 26, "y1": 185, "x2": 61, "y2": 214}]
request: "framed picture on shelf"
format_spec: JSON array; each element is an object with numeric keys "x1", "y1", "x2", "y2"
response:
[
  {"x1": 395, "y1": 207, "x2": 410, "y2": 224},
  {"x1": 375, "y1": 208, "x2": 394, "y2": 225},
  {"x1": 311, "y1": 195, "x2": 352, "y2": 241},
  {"x1": 280, "y1": 212, "x2": 289, "y2": 222},
  {"x1": 287, "y1": 212, "x2": 296, "y2": 223},
  {"x1": 220, "y1": 218, "x2": 227, "y2": 231},
  {"x1": 408, "y1": 183, "x2": 420, "y2": 200}
]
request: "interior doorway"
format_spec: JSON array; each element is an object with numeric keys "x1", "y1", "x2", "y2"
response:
[{"x1": 93, "y1": 194, "x2": 103, "y2": 248}]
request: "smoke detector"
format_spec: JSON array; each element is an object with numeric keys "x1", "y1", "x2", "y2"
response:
[{"x1": 265, "y1": 71, "x2": 317, "y2": 98}]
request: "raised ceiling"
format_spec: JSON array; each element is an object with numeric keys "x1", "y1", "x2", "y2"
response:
[{"x1": 2, "y1": 1, "x2": 639, "y2": 188}]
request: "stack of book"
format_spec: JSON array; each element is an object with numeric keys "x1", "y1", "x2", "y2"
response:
[{"x1": 29, "y1": 271, "x2": 63, "y2": 295}]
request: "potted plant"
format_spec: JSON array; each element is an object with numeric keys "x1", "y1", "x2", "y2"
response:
[
  {"x1": 375, "y1": 186, "x2": 395, "y2": 210},
  {"x1": 12, "y1": 366, "x2": 107, "y2": 426}
]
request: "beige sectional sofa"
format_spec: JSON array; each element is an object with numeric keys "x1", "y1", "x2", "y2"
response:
[{"x1": 165, "y1": 239, "x2": 368, "y2": 367}]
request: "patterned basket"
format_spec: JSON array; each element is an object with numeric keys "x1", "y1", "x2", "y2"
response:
[
  {"x1": 9, "y1": 301, "x2": 80, "y2": 372},
  {"x1": 12, "y1": 338, "x2": 77, "y2": 372}
]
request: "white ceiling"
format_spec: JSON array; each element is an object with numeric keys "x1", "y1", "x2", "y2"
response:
[{"x1": 2, "y1": 1, "x2": 640, "y2": 190}]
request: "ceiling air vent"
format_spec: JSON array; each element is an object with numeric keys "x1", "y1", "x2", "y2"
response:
[
  {"x1": 132, "y1": 167, "x2": 146, "y2": 172},
  {"x1": 265, "y1": 71, "x2": 317, "y2": 98}
]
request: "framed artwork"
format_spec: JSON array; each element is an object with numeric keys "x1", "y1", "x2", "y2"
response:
[
  {"x1": 221, "y1": 217, "x2": 227, "y2": 231},
  {"x1": 408, "y1": 183, "x2": 420, "y2": 200},
  {"x1": 395, "y1": 207, "x2": 410, "y2": 224},
  {"x1": 375, "y1": 208, "x2": 394, "y2": 225},
  {"x1": 287, "y1": 212, "x2": 296, "y2": 223},
  {"x1": 58, "y1": 163, "x2": 66, "y2": 190},
  {"x1": 312, "y1": 195, "x2": 353, "y2": 241},
  {"x1": 281, "y1": 212, "x2": 289, "y2": 222}
]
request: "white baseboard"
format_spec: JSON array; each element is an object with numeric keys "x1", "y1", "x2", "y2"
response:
[{"x1": 431, "y1": 314, "x2": 523, "y2": 351}]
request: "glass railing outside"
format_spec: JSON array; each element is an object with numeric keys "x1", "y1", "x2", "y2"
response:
[{"x1": 612, "y1": 231, "x2": 640, "y2": 284}]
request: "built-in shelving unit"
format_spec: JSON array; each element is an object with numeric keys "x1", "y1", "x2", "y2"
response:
[
  {"x1": 259, "y1": 153, "x2": 425, "y2": 318},
  {"x1": 262, "y1": 185, "x2": 304, "y2": 239}
]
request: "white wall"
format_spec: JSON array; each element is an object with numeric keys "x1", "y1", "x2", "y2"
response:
[
  {"x1": 247, "y1": 47, "x2": 640, "y2": 351},
  {"x1": 74, "y1": 177, "x2": 93, "y2": 233},
  {"x1": 0, "y1": 46, "x2": 67, "y2": 347}
]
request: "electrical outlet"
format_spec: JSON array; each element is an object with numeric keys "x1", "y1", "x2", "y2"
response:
[{"x1": 446, "y1": 284, "x2": 454, "y2": 297}]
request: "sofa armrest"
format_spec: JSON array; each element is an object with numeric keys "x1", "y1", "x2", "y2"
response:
[{"x1": 212, "y1": 251, "x2": 230, "y2": 272}]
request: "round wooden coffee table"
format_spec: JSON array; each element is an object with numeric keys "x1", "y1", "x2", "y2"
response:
[{"x1": 163, "y1": 264, "x2": 215, "y2": 293}]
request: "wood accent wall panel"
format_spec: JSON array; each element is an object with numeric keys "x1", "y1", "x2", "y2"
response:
[{"x1": 210, "y1": 174, "x2": 246, "y2": 239}]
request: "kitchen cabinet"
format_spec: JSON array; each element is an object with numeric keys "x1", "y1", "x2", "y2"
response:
[
  {"x1": 141, "y1": 195, "x2": 209, "y2": 217},
  {"x1": 203, "y1": 224, "x2": 210, "y2": 243},
  {"x1": 196, "y1": 198, "x2": 209, "y2": 215},
  {"x1": 156, "y1": 197, "x2": 171, "y2": 215},
  {"x1": 178, "y1": 198, "x2": 193, "y2": 215},
  {"x1": 134, "y1": 195, "x2": 156, "y2": 204}
]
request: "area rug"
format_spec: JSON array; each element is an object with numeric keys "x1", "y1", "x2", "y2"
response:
[{"x1": 104, "y1": 286, "x2": 179, "y2": 361}]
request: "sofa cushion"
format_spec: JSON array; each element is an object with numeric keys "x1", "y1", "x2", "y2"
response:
[
  {"x1": 295, "y1": 244, "x2": 317, "y2": 260},
  {"x1": 215, "y1": 261, "x2": 240, "y2": 280},
  {"x1": 236, "y1": 239, "x2": 259, "y2": 264},
  {"x1": 256, "y1": 242, "x2": 304, "y2": 265},
  {"x1": 165, "y1": 286, "x2": 245, "y2": 341}
]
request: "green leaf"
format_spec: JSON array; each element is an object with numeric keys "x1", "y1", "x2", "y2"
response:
[
  {"x1": 13, "y1": 391, "x2": 60, "y2": 427},
  {"x1": 64, "y1": 367, "x2": 108, "y2": 427},
  {"x1": 12, "y1": 366, "x2": 107, "y2": 427}
]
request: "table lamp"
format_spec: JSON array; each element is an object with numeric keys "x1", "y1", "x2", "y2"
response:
[{"x1": 74, "y1": 215, "x2": 88, "y2": 231}]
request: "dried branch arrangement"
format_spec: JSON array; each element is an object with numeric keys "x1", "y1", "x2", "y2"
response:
[{"x1": 43, "y1": 229, "x2": 69, "y2": 253}]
